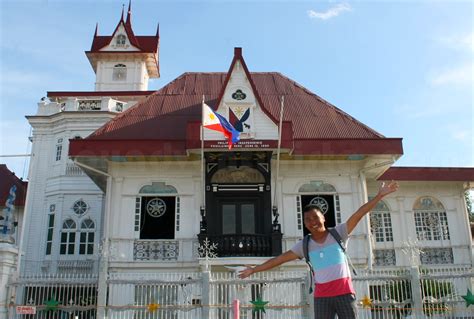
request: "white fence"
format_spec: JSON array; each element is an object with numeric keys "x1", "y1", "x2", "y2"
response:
[{"x1": 9, "y1": 266, "x2": 474, "y2": 319}]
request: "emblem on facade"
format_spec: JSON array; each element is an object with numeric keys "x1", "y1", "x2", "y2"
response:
[
  {"x1": 229, "y1": 106, "x2": 251, "y2": 132},
  {"x1": 231, "y1": 89, "x2": 247, "y2": 101},
  {"x1": 146, "y1": 198, "x2": 167, "y2": 218},
  {"x1": 309, "y1": 196, "x2": 329, "y2": 214}
]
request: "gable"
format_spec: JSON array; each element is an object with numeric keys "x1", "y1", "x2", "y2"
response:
[
  {"x1": 204, "y1": 60, "x2": 279, "y2": 142},
  {"x1": 100, "y1": 23, "x2": 140, "y2": 52}
]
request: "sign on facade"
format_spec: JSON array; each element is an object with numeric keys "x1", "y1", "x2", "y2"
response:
[{"x1": 16, "y1": 306, "x2": 36, "y2": 314}]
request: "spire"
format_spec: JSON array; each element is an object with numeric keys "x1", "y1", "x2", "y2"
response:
[
  {"x1": 94, "y1": 23, "x2": 98, "y2": 37},
  {"x1": 126, "y1": 0, "x2": 132, "y2": 26},
  {"x1": 156, "y1": 23, "x2": 160, "y2": 37},
  {"x1": 121, "y1": 3, "x2": 125, "y2": 22}
]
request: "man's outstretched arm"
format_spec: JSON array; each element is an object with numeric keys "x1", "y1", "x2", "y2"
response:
[
  {"x1": 346, "y1": 181, "x2": 399, "y2": 234},
  {"x1": 238, "y1": 250, "x2": 299, "y2": 279}
]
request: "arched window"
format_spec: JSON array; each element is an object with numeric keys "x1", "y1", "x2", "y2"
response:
[
  {"x1": 116, "y1": 34, "x2": 126, "y2": 46},
  {"x1": 60, "y1": 219, "x2": 76, "y2": 255},
  {"x1": 413, "y1": 196, "x2": 450, "y2": 241},
  {"x1": 112, "y1": 64, "x2": 127, "y2": 81},
  {"x1": 296, "y1": 181, "x2": 340, "y2": 234},
  {"x1": 370, "y1": 199, "x2": 393, "y2": 242},
  {"x1": 79, "y1": 219, "x2": 95, "y2": 255}
]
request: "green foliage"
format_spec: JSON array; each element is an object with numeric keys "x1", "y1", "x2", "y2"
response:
[{"x1": 465, "y1": 191, "x2": 474, "y2": 222}]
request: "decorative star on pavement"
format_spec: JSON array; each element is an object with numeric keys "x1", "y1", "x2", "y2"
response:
[
  {"x1": 250, "y1": 296, "x2": 269, "y2": 314},
  {"x1": 43, "y1": 296, "x2": 60, "y2": 311},
  {"x1": 147, "y1": 302, "x2": 160, "y2": 312},
  {"x1": 360, "y1": 295, "x2": 373, "y2": 309},
  {"x1": 461, "y1": 289, "x2": 474, "y2": 307}
]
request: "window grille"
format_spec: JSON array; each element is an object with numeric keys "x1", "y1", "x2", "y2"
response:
[
  {"x1": 113, "y1": 64, "x2": 127, "y2": 81},
  {"x1": 116, "y1": 34, "x2": 126, "y2": 46},
  {"x1": 370, "y1": 200, "x2": 393, "y2": 242},
  {"x1": 55, "y1": 138, "x2": 63, "y2": 161},
  {"x1": 79, "y1": 219, "x2": 95, "y2": 255},
  {"x1": 413, "y1": 197, "x2": 450, "y2": 241},
  {"x1": 45, "y1": 214, "x2": 55, "y2": 255},
  {"x1": 60, "y1": 219, "x2": 76, "y2": 255},
  {"x1": 296, "y1": 196, "x2": 302, "y2": 231}
]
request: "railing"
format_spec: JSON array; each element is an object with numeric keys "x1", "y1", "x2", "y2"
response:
[
  {"x1": 9, "y1": 266, "x2": 474, "y2": 319},
  {"x1": 352, "y1": 266, "x2": 474, "y2": 319},
  {"x1": 11, "y1": 274, "x2": 98, "y2": 319},
  {"x1": 198, "y1": 234, "x2": 274, "y2": 257},
  {"x1": 133, "y1": 240, "x2": 179, "y2": 261},
  {"x1": 65, "y1": 163, "x2": 84, "y2": 176},
  {"x1": 77, "y1": 100, "x2": 101, "y2": 111},
  {"x1": 208, "y1": 271, "x2": 309, "y2": 319},
  {"x1": 21, "y1": 259, "x2": 99, "y2": 275}
]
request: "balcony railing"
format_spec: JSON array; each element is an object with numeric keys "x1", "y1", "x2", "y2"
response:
[{"x1": 198, "y1": 233, "x2": 281, "y2": 257}]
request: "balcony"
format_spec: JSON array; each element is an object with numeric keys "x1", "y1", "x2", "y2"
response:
[{"x1": 198, "y1": 233, "x2": 281, "y2": 257}]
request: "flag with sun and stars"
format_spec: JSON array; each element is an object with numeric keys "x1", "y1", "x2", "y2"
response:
[{"x1": 202, "y1": 103, "x2": 240, "y2": 149}]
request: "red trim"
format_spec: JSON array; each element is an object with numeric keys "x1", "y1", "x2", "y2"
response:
[
  {"x1": 292, "y1": 138, "x2": 403, "y2": 155},
  {"x1": 378, "y1": 167, "x2": 474, "y2": 181},
  {"x1": 70, "y1": 137, "x2": 399, "y2": 157},
  {"x1": 47, "y1": 91, "x2": 155, "y2": 98},
  {"x1": 69, "y1": 139, "x2": 188, "y2": 157},
  {"x1": 215, "y1": 48, "x2": 279, "y2": 124}
]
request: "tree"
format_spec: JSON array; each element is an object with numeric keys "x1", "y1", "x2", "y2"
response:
[{"x1": 465, "y1": 190, "x2": 474, "y2": 223}]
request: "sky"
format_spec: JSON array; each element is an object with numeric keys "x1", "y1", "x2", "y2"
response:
[{"x1": 0, "y1": 0, "x2": 473, "y2": 180}]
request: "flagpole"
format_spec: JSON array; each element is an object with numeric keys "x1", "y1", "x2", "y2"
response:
[
  {"x1": 200, "y1": 95, "x2": 206, "y2": 231},
  {"x1": 273, "y1": 95, "x2": 284, "y2": 226}
]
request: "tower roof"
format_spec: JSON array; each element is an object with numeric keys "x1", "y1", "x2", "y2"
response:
[{"x1": 86, "y1": 3, "x2": 160, "y2": 77}]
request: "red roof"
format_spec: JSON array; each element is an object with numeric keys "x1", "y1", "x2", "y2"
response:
[
  {"x1": 70, "y1": 71, "x2": 403, "y2": 156},
  {"x1": 378, "y1": 167, "x2": 474, "y2": 181},
  {"x1": 0, "y1": 165, "x2": 28, "y2": 206},
  {"x1": 69, "y1": 46, "x2": 403, "y2": 157},
  {"x1": 89, "y1": 4, "x2": 159, "y2": 54}
]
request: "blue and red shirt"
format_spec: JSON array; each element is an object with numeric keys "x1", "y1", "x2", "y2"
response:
[{"x1": 291, "y1": 223, "x2": 355, "y2": 298}]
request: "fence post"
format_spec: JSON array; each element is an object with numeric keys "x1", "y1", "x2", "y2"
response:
[
  {"x1": 202, "y1": 271, "x2": 210, "y2": 318},
  {"x1": 410, "y1": 266, "x2": 423, "y2": 318}
]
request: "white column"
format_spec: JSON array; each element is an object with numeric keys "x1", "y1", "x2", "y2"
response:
[{"x1": 0, "y1": 243, "x2": 19, "y2": 319}]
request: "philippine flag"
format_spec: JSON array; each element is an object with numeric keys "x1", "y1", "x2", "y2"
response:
[{"x1": 203, "y1": 103, "x2": 240, "y2": 149}]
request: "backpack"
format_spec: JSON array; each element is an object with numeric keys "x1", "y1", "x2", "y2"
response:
[{"x1": 303, "y1": 227, "x2": 357, "y2": 294}]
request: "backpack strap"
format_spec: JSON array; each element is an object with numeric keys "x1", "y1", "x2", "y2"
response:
[
  {"x1": 327, "y1": 228, "x2": 358, "y2": 276},
  {"x1": 302, "y1": 234, "x2": 315, "y2": 294}
]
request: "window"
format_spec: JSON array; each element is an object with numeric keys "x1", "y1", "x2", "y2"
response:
[
  {"x1": 60, "y1": 219, "x2": 76, "y2": 255},
  {"x1": 420, "y1": 248, "x2": 454, "y2": 264},
  {"x1": 116, "y1": 34, "x2": 126, "y2": 46},
  {"x1": 79, "y1": 219, "x2": 95, "y2": 255},
  {"x1": 373, "y1": 249, "x2": 396, "y2": 266},
  {"x1": 72, "y1": 199, "x2": 88, "y2": 216},
  {"x1": 45, "y1": 214, "x2": 55, "y2": 255},
  {"x1": 370, "y1": 199, "x2": 393, "y2": 242},
  {"x1": 55, "y1": 138, "x2": 63, "y2": 161},
  {"x1": 112, "y1": 64, "x2": 127, "y2": 81},
  {"x1": 413, "y1": 197, "x2": 450, "y2": 241}
]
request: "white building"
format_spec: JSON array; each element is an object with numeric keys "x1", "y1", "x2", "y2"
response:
[{"x1": 3, "y1": 4, "x2": 473, "y2": 319}]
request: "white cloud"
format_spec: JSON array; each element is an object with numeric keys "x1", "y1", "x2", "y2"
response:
[
  {"x1": 307, "y1": 3, "x2": 351, "y2": 20},
  {"x1": 451, "y1": 129, "x2": 471, "y2": 141},
  {"x1": 428, "y1": 62, "x2": 473, "y2": 87},
  {"x1": 437, "y1": 32, "x2": 474, "y2": 52}
]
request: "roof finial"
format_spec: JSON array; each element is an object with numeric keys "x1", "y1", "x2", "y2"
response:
[
  {"x1": 156, "y1": 23, "x2": 160, "y2": 37},
  {"x1": 94, "y1": 22, "x2": 98, "y2": 37},
  {"x1": 234, "y1": 47, "x2": 242, "y2": 57},
  {"x1": 126, "y1": 0, "x2": 132, "y2": 25},
  {"x1": 121, "y1": 3, "x2": 125, "y2": 21}
]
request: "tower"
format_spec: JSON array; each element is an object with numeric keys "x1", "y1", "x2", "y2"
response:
[{"x1": 86, "y1": 2, "x2": 160, "y2": 91}]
